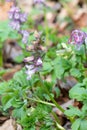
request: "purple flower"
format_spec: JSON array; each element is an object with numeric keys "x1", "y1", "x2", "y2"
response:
[
  {"x1": 36, "y1": 58, "x2": 42, "y2": 66},
  {"x1": 14, "y1": 12, "x2": 20, "y2": 20},
  {"x1": 20, "y1": 13, "x2": 28, "y2": 23},
  {"x1": 8, "y1": 12, "x2": 14, "y2": 19},
  {"x1": 9, "y1": 6, "x2": 27, "y2": 22},
  {"x1": 21, "y1": 30, "x2": 29, "y2": 37},
  {"x1": 25, "y1": 57, "x2": 42, "y2": 80},
  {"x1": 34, "y1": 0, "x2": 44, "y2": 4},
  {"x1": 68, "y1": 30, "x2": 87, "y2": 45},
  {"x1": 21, "y1": 30, "x2": 29, "y2": 44},
  {"x1": 8, "y1": 5, "x2": 29, "y2": 43},
  {"x1": 24, "y1": 56, "x2": 34, "y2": 62},
  {"x1": 25, "y1": 65, "x2": 36, "y2": 80},
  {"x1": 9, "y1": 6, "x2": 20, "y2": 13},
  {"x1": 10, "y1": 20, "x2": 20, "y2": 31},
  {"x1": 22, "y1": 37, "x2": 28, "y2": 44}
]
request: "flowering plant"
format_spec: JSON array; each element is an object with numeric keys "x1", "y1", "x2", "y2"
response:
[{"x1": 0, "y1": 0, "x2": 87, "y2": 130}]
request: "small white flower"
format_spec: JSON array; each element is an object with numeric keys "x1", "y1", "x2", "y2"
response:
[
  {"x1": 36, "y1": 58, "x2": 42, "y2": 66},
  {"x1": 25, "y1": 65, "x2": 36, "y2": 80},
  {"x1": 85, "y1": 37, "x2": 87, "y2": 45}
]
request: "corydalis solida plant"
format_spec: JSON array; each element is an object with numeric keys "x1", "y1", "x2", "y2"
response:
[
  {"x1": 24, "y1": 31, "x2": 43, "y2": 80},
  {"x1": 68, "y1": 30, "x2": 87, "y2": 46},
  {"x1": 7, "y1": 0, "x2": 65, "y2": 127},
  {"x1": 68, "y1": 29, "x2": 87, "y2": 65},
  {"x1": 7, "y1": 0, "x2": 43, "y2": 79}
]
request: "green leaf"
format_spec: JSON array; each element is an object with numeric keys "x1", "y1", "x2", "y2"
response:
[
  {"x1": 14, "y1": 54, "x2": 24, "y2": 63},
  {"x1": 12, "y1": 106, "x2": 26, "y2": 119},
  {"x1": 83, "y1": 78, "x2": 87, "y2": 88},
  {"x1": 0, "y1": 82, "x2": 8, "y2": 94},
  {"x1": 54, "y1": 65, "x2": 64, "y2": 79},
  {"x1": 42, "y1": 62, "x2": 53, "y2": 74},
  {"x1": 53, "y1": 87, "x2": 60, "y2": 98},
  {"x1": 13, "y1": 70, "x2": 29, "y2": 87},
  {"x1": 1, "y1": 95, "x2": 13, "y2": 111},
  {"x1": 0, "y1": 20, "x2": 18, "y2": 42},
  {"x1": 53, "y1": 58, "x2": 69, "y2": 79},
  {"x1": 46, "y1": 48, "x2": 56, "y2": 59},
  {"x1": 72, "y1": 119, "x2": 81, "y2": 130},
  {"x1": 80, "y1": 120, "x2": 87, "y2": 130},
  {"x1": 64, "y1": 106, "x2": 82, "y2": 118},
  {"x1": 69, "y1": 86, "x2": 87, "y2": 101},
  {"x1": 70, "y1": 68, "x2": 81, "y2": 78}
]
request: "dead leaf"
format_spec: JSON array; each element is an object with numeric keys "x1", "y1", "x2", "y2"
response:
[
  {"x1": 0, "y1": 119, "x2": 22, "y2": 130},
  {"x1": 0, "y1": 2, "x2": 13, "y2": 21},
  {"x1": 2, "y1": 65, "x2": 22, "y2": 81}
]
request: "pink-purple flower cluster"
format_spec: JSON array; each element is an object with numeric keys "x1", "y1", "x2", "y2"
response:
[
  {"x1": 34, "y1": 0, "x2": 45, "y2": 4},
  {"x1": 9, "y1": 6, "x2": 27, "y2": 30},
  {"x1": 25, "y1": 57, "x2": 42, "y2": 80},
  {"x1": 8, "y1": 5, "x2": 29, "y2": 44},
  {"x1": 7, "y1": 0, "x2": 43, "y2": 80},
  {"x1": 68, "y1": 30, "x2": 87, "y2": 46},
  {"x1": 20, "y1": 30, "x2": 29, "y2": 44}
]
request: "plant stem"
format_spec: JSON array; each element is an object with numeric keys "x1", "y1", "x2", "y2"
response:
[
  {"x1": 84, "y1": 43, "x2": 87, "y2": 63},
  {"x1": 44, "y1": 9, "x2": 49, "y2": 46},
  {"x1": 56, "y1": 122, "x2": 65, "y2": 130},
  {"x1": 52, "y1": 111, "x2": 60, "y2": 124},
  {"x1": 0, "y1": 49, "x2": 3, "y2": 67},
  {"x1": 38, "y1": 73, "x2": 65, "y2": 113},
  {"x1": 52, "y1": 111, "x2": 65, "y2": 130},
  {"x1": 52, "y1": 112, "x2": 65, "y2": 130},
  {"x1": 38, "y1": 73, "x2": 75, "y2": 123},
  {"x1": 27, "y1": 97, "x2": 55, "y2": 107}
]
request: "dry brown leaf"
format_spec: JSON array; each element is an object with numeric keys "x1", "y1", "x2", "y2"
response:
[
  {"x1": 58, "y1": 76, "x2": 77, "y2": 90},
  {"x1": 2, "y1": 65, "x2": 22, "y2": 81},
  {"x1": 0, "y1": 119, "x2": 22, "y2": 130},
  {"x1": 0, "y1": 2, "x2": 13, "y2": 21},
  {"x1": 18, "y1": 0, "x2": 33, "y2": 12},
  {"x1": 75, "y1": 13, "x2": 87, "y2": 27},
  {"x1": 53, "y1": 100, "x2": 74, "y2": 116}
]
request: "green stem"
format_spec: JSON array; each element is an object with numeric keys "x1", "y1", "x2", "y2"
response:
[
  {"x1": 52, "y1": 111, "x2": 65, "y2": 130},
  {"x1": 27, "y1": 97, "x2": 55, "y2": 107},
  {"x1": 38, "y1": 73, "x2": 65, "y2": 113},
  {"x1": 56, "y1": 122, "x2": 65, "y2": 130},
  {"x1": 0, "y1": 49, "x2": 3, "y2": 67},
  {"x1": 84, "y1": 43, "x2": 87, "y2": 63},
  {"x1": 44, "y1": 9, "x2": 49, "y2": 46},
  {"x1": 53, "y1": 111, "x2": 74, "y2": 129},
  {"x1": 38, "y1": 73, "x2": 75, "y2": 123},
  {"x1": 52, "y1": 111, "x2": 60, "y2": 124}
]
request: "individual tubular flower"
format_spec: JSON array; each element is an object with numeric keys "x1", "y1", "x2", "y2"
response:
[
  {"x1": 34, "y1": 0, "x2": 45, "y2": 4},
  {"x1": 10, "y1": 20, "x2": 20, "y2": 31},
  {"x1": 20, "y1": 13, "x2": 28, "y2": 23},
  {"x1": 68, "y1": 30, "x2": 87, "y2": 45},
  {"x1": 20, "y1": 30, "x2": 29, "y2": 44},
  {"x1": 35, "y1": 58, "x2": 42, "y2": 67},
  {"x1": 24, "y1": 56, "x2": 34, "y2": 63},
  {"x1": 25, "y1": 57, "x2": 43, "y2": 80},
  {"x1": 25, "y1": 65, "x2": 36, "y2": 80},
  {"x1": 8, "y1": 5, "x2": 29, "y2": 43}
]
